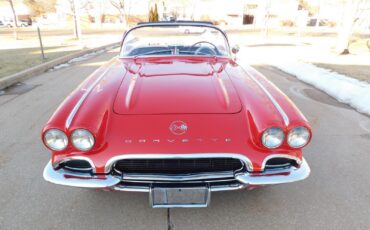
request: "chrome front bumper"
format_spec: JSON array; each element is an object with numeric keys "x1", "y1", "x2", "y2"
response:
[{"x1": 43, "y1": 158, "x2": 310, "y2": 191}]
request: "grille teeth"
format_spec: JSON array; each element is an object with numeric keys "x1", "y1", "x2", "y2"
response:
[
  {"x1": 61, "y1": 160, "x2": 92, "y2": 172},
  {"x1": 265, "y1": 158, "x2": 298, "y2": 169},
  {"x1": 113, "y1": 158, "x2": 243, "y2": 174}
]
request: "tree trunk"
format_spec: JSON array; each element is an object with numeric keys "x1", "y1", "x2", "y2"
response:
[
  {"x1": 336, "y1": 0, "x2": 358, "y2": 54},
  {"x1": 95, "y1": 0, "x2": 102, "y2": 27},
  {"x1": 8, "y1": 0, "x2": 18, "y2": 39},
  {"x1": 8, "y1": 0, "x2": 18, "y2": 27},
  {"x1": 71, "y1": 0, "x2": 82, "y2": 40},
  {"x1": 315, "y1": 1, "x2": 321, "y2": 28}
]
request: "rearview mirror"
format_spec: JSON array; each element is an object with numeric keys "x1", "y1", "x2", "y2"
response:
[{"x1": 231, "y1": 45, "x2": 240, "y2": 54}]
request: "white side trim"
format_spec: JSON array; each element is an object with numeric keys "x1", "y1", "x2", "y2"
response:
[
  {"x1": 65, "y1": 67, "x2": 111, "y2": 129},
  {"x1": 245, "y1": 69, "x2": 290, "y2": 126}
]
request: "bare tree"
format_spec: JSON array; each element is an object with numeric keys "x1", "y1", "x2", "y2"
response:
[
  {"x1": 336, "y1": 0, "x2": 368, "y2": 54},
  {"x1": 3, "y1": 0, "x2": 18, "y2": 39},
  {"x1": 23, "y1": 0, "x2": 57, "y2": 16},
  {"x1": 67, "y1": 0, "x2": 82, "y2": 39},
  {"x1": 110, "y1": 0, "x2": 126, "y2": 25},
  {"x1": 263, "y1": 0, "x2": 272, "y2": 38},
  {"x1": 7, "y1": 0, "x2": 18, "y2": 27}
]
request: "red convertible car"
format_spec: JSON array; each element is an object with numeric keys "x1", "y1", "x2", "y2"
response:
[{"x1": 42, "y1": 22, "x2": 312, "y2": 208}]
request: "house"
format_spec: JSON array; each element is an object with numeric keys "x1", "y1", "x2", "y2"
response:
[{"x1": 0, "y1": 1, "x2": 30, "y2": 22}]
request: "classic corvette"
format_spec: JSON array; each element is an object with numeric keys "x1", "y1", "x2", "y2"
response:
[{"x1": 42, "y1": 21, "x2": 312, "y2": 208}]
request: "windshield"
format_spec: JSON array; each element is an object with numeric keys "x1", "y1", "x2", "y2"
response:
[{"x1": 120, "y1": 25, "x2": 230, "y2": 57}]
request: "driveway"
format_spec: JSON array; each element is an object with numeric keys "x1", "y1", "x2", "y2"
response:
[{"x1": 0, "y1": 49, "x2": 369, "y2": 230}]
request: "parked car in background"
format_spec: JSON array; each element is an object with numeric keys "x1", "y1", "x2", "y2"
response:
[
  {"x1": 0, "y1": 19, "x2": 14, "y2": 28},
  {"x1": 0, "y1": 18, "x2": 32, "y2": 27},
  {"x1": 42, "y1": 21, "x2": 312, "y2": 208},
  {"x1": 181, "y1": 25, "x2": 206, "y2": 34},
  {"x1": 307, "y1": 18, "x2": 329, "y2": 26},
  {"x1": 19, "y1": 19, "x2": 32, "y2": 27}
]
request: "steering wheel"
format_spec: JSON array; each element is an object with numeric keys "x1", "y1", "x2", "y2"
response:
[{"x1": 191, "y1": 41, "x2": 219, "y2": 56}]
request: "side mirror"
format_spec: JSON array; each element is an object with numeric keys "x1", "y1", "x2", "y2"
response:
[{"x1": 231, "y1": 45, "x2": 240, "y2": 54}]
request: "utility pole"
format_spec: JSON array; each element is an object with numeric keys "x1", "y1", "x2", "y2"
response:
[
  {"x1": 37, "y1": 26, "x2": 46, "y2": 60},
  {"x1": 72, "y1": 0, "x2": 82, "y2": 41},
  {"x1": 8, "y1": 0, "x2": 18, "y2": 39},
  {"x1": 336, "y1": 0, "x2": 358, "y2": 54}
]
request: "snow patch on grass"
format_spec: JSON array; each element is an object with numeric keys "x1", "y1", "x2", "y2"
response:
[
  {"x1": 273, "y1": 61, "x2": 370, "y2": 116},
  {"x1": 49, "y1": 49, "x2": 106, "y2": 71},
  {"x1": 49, "y1": 63, "x2": 70, "y2": 71},
  {"x1": 69, "y1": 49, "x2": 105, "y2": 63}
]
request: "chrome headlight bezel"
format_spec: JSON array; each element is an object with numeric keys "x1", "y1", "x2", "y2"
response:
[
  {"x1": 71, "y1": 129, "x2": 95, "y2": 151},
  {"x1": 262, "y1": 127, "x2": 285, "y2": 149},
  {"x1": 288, "y1": 126, "x2": 310, "y2": 148},
  {"x1": 44, "y1": 129, "x2": 68, "y2": 151}
]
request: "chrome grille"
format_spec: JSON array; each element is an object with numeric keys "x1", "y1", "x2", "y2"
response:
[{"x1": 113, "y1": 158, "x2": 243, "y2": 174}]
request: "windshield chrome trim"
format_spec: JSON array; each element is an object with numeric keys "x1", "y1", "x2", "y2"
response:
[
  {"x1": 118, "y1": 54, "x2": 229, "y2": 59},
  {"x1": 119, "y1": 22, "x2": 231, "y2": 58}
]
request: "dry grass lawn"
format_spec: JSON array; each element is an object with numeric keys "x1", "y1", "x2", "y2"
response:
[{"x1": 0, "y1": 26, "x2": 122, "y2": 78}]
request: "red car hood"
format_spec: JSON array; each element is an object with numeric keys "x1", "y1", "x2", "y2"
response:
[
  {"x1": 45, "y1": 56, "x2": 311, "y2": 172},
  {"x1": 113, "y1": 58, "x2": 242, "y2": 114}
]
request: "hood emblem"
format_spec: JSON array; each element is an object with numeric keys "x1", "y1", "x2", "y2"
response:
[{"x1": 169, "y1": 121, "x2": 188, "y2": 135}]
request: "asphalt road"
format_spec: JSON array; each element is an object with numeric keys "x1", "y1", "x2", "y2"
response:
[{"x1": 0, "y1": 49, "x2": 369, "y2": 230}]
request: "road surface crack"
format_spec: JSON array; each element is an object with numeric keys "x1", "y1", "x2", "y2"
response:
[{"x1": 167, "y1": 208, "x2": 174, "y2": 230}]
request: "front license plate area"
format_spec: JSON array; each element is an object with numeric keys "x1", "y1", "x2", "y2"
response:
[{"x1": 150, "y1": 185, "x2": 211, "y2": 208}]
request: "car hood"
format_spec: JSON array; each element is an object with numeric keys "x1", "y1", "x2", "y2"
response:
[{"x1": 113, "y1": 58, "x2": 242, "y2": 114}]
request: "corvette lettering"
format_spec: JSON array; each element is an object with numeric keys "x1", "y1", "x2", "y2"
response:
[{"x1": 123, "y1": 138, "x2": 233, "y2": 144}]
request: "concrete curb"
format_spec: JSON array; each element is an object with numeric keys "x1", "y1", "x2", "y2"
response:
[{"x1": 0, "y1": 42, "x2": 120, "y2": 90}]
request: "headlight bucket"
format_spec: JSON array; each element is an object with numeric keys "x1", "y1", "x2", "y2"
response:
[
  {"x1": 262, "y1": 127, "x2": 285, "y2": 149},
  {"x1": 71, "y1": 129, "x2": 95, "y2": 151},
  {"x1": 288, "y1": 126, "x2": 310, "y2": 148},
  {"x1": 44, "y1": 129, "x2": 68, "y2": 151}
]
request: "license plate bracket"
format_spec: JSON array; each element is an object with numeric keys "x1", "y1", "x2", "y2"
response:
[{"x1": 149, "y1": 184, "x2": 211, "y2": 208}]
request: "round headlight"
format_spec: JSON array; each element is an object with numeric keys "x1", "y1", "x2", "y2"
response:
[
  {"x1": 71, "y1": 129, "x2": 95, "y2": 151},
  {"x1": 288, "y1": 126, "x2": 310, "y2": 148},
  {"x1": 44, "y1": 129, "x2": 68, "y2": 151},
  {"x1": 262, "y1": 127, "x2": 285, "y2": 148}
]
